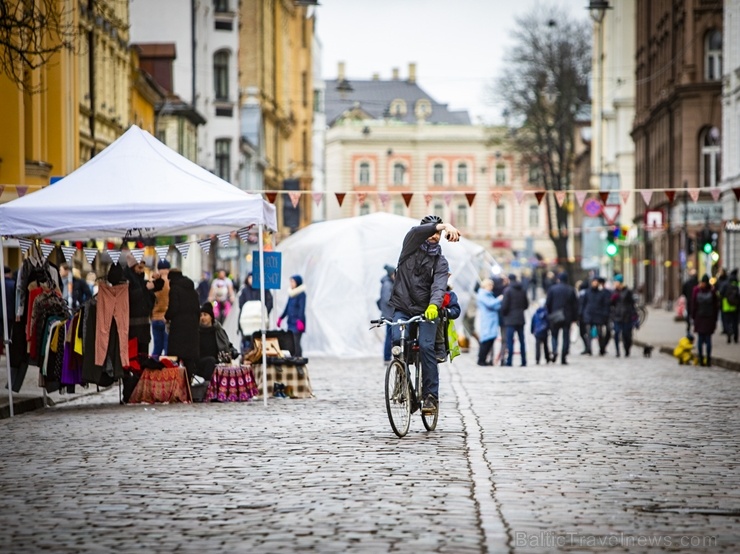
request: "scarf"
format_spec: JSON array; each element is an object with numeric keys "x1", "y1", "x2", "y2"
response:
[{"x1": 420, "y1": 240, "x2": 441, "y2": 257}]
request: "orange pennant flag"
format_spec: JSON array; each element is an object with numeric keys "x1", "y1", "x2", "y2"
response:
[
  {"x1": 401, "y1": 193, "x2": 413, "y2": 207},
  {"x1": 335, "y1": 192, "x2": 346, "y2": 207},
  {"x1": 465, "y1": 193, "x2": 476, "y2": 206},
  {"x1": 687, "y1": 188, "x2": 700, "y2": 202}
]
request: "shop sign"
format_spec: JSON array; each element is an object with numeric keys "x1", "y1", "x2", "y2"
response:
[
  {"x1": 252, "y1": 252, "x2": 282, "y2": 290},
  {"x1": 726, "y1": 220, "x2": 740, "y2": 233}
]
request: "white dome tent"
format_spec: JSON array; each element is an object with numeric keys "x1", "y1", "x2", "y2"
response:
[{"x1": 274, "y1": 212, "x2": 488, "y2": 358}]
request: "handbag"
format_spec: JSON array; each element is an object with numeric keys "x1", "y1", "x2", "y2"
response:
[{"x1": 547, "y1": 308, "x2": 566, "y2": 325}]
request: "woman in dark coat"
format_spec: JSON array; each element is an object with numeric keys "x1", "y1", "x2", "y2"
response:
[
  {"x1": 691, "y1": 275, "x2": 720, "y2": 366},
  {"x1": 277, "y1": 274, "x2": 306, "y2": 357},
  {"x1": 165, "y1": 268, "x2": 201, "y2": 377}
]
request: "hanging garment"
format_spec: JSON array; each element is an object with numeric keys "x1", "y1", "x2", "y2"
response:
[{"x1": 95, "y1": 283, "x2": 130, "y2": 367}]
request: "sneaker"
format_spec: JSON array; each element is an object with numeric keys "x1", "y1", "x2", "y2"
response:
[
  {"x1": 421, "y1": 394, "x2": 438, "y2": 414},
  {"x1": 436, "y1": 355, "x2": 447, "y2": 363}
]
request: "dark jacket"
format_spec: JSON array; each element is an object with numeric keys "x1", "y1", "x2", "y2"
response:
[
  {"x1": 501, "y1": 280, "x2": 529, "y2": 326},
  {"x1": 691, "y1": 283, "x2": 719, "y2": 335},
  {"x1": 165, "y1": 272, "x2": 200, "y2": 360},
  {"x1": 582, "y1": 285, "x2": 611, "y2": 325},
  {"x1": 279, "y1": 275, "x2": 306, "y2": 333},
  {"x1": 611, "y1": 287, "x2": 636, "y2": 324},
  {"x1": 389, "y1": 223, "x2": 449, "y2": 315},
  {"x1": 199, "y1": 321, "x2": 234, "y2": 359},
  {"x1": 681, "y1": 275, "x2": 699, "y2": 314},
  {"x1": 122, "y1": 266, "x2": 155, "y2": 349},
  {"x1": 238, "y1": 274, "x2": 273, "y2": 314},
  {"x1": 545, "y1": 282, "x2": 579, "y2": 325}
]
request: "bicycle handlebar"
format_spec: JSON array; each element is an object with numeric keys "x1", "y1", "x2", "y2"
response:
[{"x1": 369, "y1": 315, "x2": 426, "y2": 329}]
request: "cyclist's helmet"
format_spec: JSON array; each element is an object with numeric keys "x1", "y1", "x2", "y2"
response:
[{"x1": 420, "y1": 214, "x2": 443, "y2": 225}]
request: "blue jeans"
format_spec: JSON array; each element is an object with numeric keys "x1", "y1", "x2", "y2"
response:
[
  {"x1": 151, "y1": 320, "x2": 168, "y2": 358},
  {"x1": 505, "y1": 324, "x2": 526, "y2": 366},
  {"x1": 613, "y1": 321, "x2": 633, "y2": 356},
  {"x1": 697, "y1": 333, "x2": 712, "y2": 361},
  {"x1": 384, "y1": 326, "x2": 393, "y2": 362},
  {"x1": 391, "y1": 310, "x2": 439, "y2": 399}
]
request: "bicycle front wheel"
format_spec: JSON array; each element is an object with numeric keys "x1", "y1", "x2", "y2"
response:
[
  {"x1": 385, "y1": 360, "x2": 411, "y2": 438},
  {"x1": 421, "y1": 399, "x2": 438, "y2": 431}
]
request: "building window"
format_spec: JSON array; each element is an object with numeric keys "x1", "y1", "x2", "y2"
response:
[
  {"x1": 313, "y1": 89, "x2": 323, "y2": 113},
  {"x1": 705, "y1": 30, "x2": 722, "y2": 81},
  {"x1": 495, "y1": 164, "x2": 506, "y2": 185},
  {"x1": 529, "y1": 203, "x2": 540, "y2": 227},
  {"x1": 392, "y1": 201, "x2": 405, "y2": 216},
  {"x1": 529, "y1": 165, "x2": 540, "y2": 184},
  {"x1": 456, "y1": 204, "x2": 468, "y2": 228},
  {"x1": 214, "y1": 50, "x2": 229, "y2": 101},
  {"x1": 433, "y1": 163, "x2": 444, "y2": 185},
  {"x1": 215, "y1": 139, "x2": 231, "y2": 181},
  {"x1": 456, "y1": 163, "x2": 468, "y2": 185},
  {"x1": 358, "y1": 162, "x2": 370, "y2": 185},
  {"x1": 214, "y1": 0, "x2": 229, "y2": 12},
  {"x1": 415, "y1": 99, "x2": 432, "y2": 119},
  {"x1": 700, "y1": 126, "x2": 721, "y2": 188},
  {"x1": 393, "y1": 162, "x2": 406, "y2": 185},
  {"x1": 495, "y1": 204, "x2": 506, "y2": 227},
  {"x1": 390, "y1": 99, "x2": 407, "y2": 117},
  {"x1": 359, "y1": 202, "x2": 370, "y2": 216},
  {"x1": 433, "y1": 202, "x2": 444, "y2": 220}
]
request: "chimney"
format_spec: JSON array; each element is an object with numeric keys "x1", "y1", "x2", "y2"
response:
[
  {"x1": 392, "y1": 67, "x2": 399, "y2": 80},
  {"x1": 338, "y1": 61, "x2": 345, "y2": 81},
  {"x1": 408, "y1": 63, "x2": 416, "y2": 84},
  {"x1": 372, "y1": 72, "x2": 379, "y2": 81}
]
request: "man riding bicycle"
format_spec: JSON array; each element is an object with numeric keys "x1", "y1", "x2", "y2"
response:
[{"x1": 389, "y1": 215, "x2": 461, "y2": 414}]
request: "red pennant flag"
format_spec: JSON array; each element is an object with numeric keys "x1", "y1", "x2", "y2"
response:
[
  {"x1": 534, "y1": 191, "x2": 545, "y2": 205},
  {"x1": 599, "y1": 191, "x2": 609, "y2": 205},
  {"x1": 401, "y1": 193, "x2": 413, "y2": 207},
  {"x1": 733, "y1": 188, "x2": 740, "y2": 202},
  {"x1": 665, "y1": 190, "x2": 676, "y2": 204},
  {"x1": 288, "y1": 192, "x2": 301, "y2": 208},
  {"x1": 265, "y1": 192, "x2": 278, "y2": 204},
  {"x1": 423, "y1": 193, "x2": 433, "y2": 206},
  {"x1": 335, "y1": 192, "x2": 346, "y2": 207},
  {"x1": 465, "y1": 193, "x2": 476, "y2": 206}
]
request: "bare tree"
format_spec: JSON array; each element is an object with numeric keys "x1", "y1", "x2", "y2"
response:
[
  {"x1": 493, "y1": 5, "x2": 591, "y2": 275},
  {"x1": 0, "y1": 0, "x2": 77, "y2": 93}
]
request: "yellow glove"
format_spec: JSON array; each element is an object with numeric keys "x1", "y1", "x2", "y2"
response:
[{"x1": 425, "y1": 304, "x2": 439, "y2": 320}]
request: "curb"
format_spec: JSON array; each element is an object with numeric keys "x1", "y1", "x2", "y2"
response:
[
  {"x1": 633, "y1": 338, "x2": 740, "y2": 372},
  {"x1": 0, "y1": 385, "x2": 115, "y2": 420}
]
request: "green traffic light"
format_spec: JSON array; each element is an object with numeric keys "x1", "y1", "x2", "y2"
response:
[
  {"x1": 702, "y1": 243, "x2": 712, "y2": 254},
  {"x1": 606, "y1": 243, "x2": 618, "y2": 256}
]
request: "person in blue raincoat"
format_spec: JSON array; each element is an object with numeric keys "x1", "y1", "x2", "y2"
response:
[
  {"x1": 476, "y1": 278, "x2": 503, "y2": 366},
  {"x1": 277, "y1": 274, "x2": 307, "y2": 357}
]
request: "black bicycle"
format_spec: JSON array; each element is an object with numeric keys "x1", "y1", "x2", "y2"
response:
[{"x1": 370, "y1": 315, "x2": 438, "y2": 437}]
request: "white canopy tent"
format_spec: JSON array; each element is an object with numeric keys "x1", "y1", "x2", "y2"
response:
[
  {"x1": 0, "y1": 125, "x2": 278, "y2": 415},
  {"x1": 274, "y1": 212, "x2": 489, "y2": 358}
]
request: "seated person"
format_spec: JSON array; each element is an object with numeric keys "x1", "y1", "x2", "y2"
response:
[{"x1": 196, "y1": 302, "x2": 238, "y2": 382}]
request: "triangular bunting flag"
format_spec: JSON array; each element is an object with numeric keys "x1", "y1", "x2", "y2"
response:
[
  {"x1": 465, "y1": 193, "x2": 476, "y2": 207},
  {"x1": 688, "y1": 188, "x2": 700, "y2": 202},
  {"x1": 335, "y1": 192, "x2": 346, "y2": 207},
  {"x1": 710, "y1": 188, "x2": 721, "y2": 202},
  {"x1": 423, "y1": 193, "x2": 433, "y2": 206},
  {"x1": 83, "y1": 247, "x2": 98, "y2": 265},
  {"x1": 288, "y1": 192, "x2": 301, "y2": 208},
  {"x1": 534, "y1": 191, "x2": 545, "y2": 205},
  {"x1": 312, "y1": 192, "x2": 323, "y2": 206},
  {"x1": 401, "y1": 193, "x2": 413, "y2": 207},
  {"x1": 555, "y1": 191, "x2": 566, "y2": 207},
  {"x1": 357, "y1": 192, "x2": 367, "y2": 205},
  {"x1": 127, "y1": 241, "x2": 136, "y2": 250},
  {"x1": 265, "y1": 192, "x2": 278, "y2": 204},
  {"x1": 620, "y1": 190, "x2": 631, "y2": 205},
  {"x1": 0, "y1": 185, "x2": 4, "y2": 196},
  {"x1": 39, "y1": 243, "x2": 55, "y2": 260},
  {"x1": 640, "y1": 190, "x2": 653, "y2": 206},
  {"x1": 155, "y1": 245, "x2": 170, "y2": 261},
  {"x1": 17, "y1": 238, "x2": 33, "y2": 256},
  {"x1": 491, "y1": 192, "x2": 502, "y2": 205},
  {"x1": 236, "y1": 227, "x2": 252, "y2": 244},
  {"x1": 443, "y1": 193, "x2": 453, "y2": 206},
  {"x1": 514, "y1": 190, "x2": 525, "y2": 205},
  {"x1": 734, "y1": 187, "x2": 740, "y2": 202},
  {"x1": 665, "y1": 190, "x2": 676, "y2": 204},
  {"x1": 131, "y1": 248, "x2": 145, "y2": 263},
  {"x1": 575, "y1": 191, "x2": 588, "y2": 207},
  {"x1": 61, "y1": 245, "x2": 77, "y2": 265},
  {"x1": 198, "y1": 239, "x2": 211, "y2": 255},
  {"x1": 16, "y1": 186, "x2": 28, "y2": 197},
  {"x1": 599, "y1": 191, "x2": 610, "y2": 205},
  {"x1": 108, "y1": 250, "x2": 122, "y2": 264},
  {"x1": 175, "y1": 242, "x2": 191, "y2": 259},
  {"x1": 378, "y1": 193, "x2": 390, "y2": 207},
  {"x1": 217, "y1": 233, "x2": 230, "y2": 248}
]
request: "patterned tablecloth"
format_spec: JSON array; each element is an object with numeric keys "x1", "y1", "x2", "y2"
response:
[
  {"x1": 252, "y1": 363, "x2": 313, "y2": 399},
  {"x1": 128, "y1": 365, "x2": 191, "y2": 404},
  {"x1": 205, "y1": 364, "x2": 259, "y2": 402}
]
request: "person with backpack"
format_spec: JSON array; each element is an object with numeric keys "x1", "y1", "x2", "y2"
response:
[
  {"x1": 530, "y1": 299, "x2": 551, "y2": 365},
  {"x1": 719, "y1": 268, "x2": 739, "y2": 344},
  {"x1": 691, "y1": 275, "x2": 720, "y2": 366}
]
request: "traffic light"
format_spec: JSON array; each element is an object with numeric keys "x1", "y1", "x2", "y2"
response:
[
  {"x1": 699, "y1": 228, "x2": 714, "y2": 254},
  {"x1": 606, "y1": 227, "x2": 618, "y2": 257}
]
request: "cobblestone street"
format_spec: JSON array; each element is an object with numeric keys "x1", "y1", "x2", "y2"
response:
[{"x1": 1, "y1": 343, "x2": 739, "y2": 553}]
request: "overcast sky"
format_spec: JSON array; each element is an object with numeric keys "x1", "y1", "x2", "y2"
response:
[{"x1": 315, "y1": 0, "x2": 587, "y2": 125}]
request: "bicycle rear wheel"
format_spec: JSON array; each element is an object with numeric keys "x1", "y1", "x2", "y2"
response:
[{"x1": 385, "y1": 360, "x2": 411, "y2": 437}]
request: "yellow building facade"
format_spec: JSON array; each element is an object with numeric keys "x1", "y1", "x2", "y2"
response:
[{"x1": 239, "y1": 0, "x2": 314, "y2": 236}]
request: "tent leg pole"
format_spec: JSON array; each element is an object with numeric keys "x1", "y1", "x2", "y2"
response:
[
  {"x1": 43, "y1": 387, "x2": 47, "y2": 409},
  {"x1": 0, "y1": 238, "x2": 14, "y2": 417},
  {"x1": 259, "y1": 224, "x2": 268, "y2": 407}
]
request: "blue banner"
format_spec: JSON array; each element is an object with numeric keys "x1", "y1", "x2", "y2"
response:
[{"x1": 252, "y1": 251, "x2": 281, "y2": 290}]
